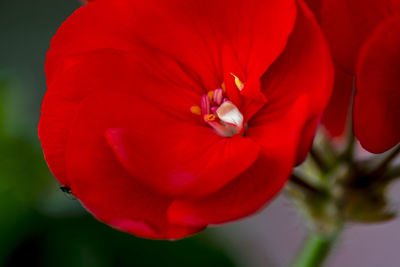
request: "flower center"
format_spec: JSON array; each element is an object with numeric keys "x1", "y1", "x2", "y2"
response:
[{"x1": 191, "y1": 79, "x2": 244, "y2": 137}]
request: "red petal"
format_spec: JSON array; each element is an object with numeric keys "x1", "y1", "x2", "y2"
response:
[
  {"x1": 319, "y1": 0, "x2": 398, "y2": 73},
  {"x1": 130, "y1": 0, "x2": 297, "y2": 88},
  {"x1": 45, "y1": 0, "x2": 140, "y2": 88},
  {"x1": 65, "y1": 91, "x2": 203, "y2": 239},
  {"x1": 167, "y1": 96, "x2": 310, "y2": 226},
  {"x1": 106, "y1": 127, "x2": 259, "y2": 198},
  {"x1": 354, "y1": 16, "x2": 400, "y2": 153},
  {"x1": 321, "y1": 66, "x2": 354, "y2": 137},
  {"x1": 48, "y1": 0, "x2": 135, "y2": 56}
]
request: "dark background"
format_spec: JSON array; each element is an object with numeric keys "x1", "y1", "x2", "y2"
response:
[{"x1": 1, "y1": 1, "x2": 400, "y2": 266}]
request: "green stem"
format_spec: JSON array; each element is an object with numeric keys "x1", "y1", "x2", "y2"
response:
[{"x1": 292, "y1": 230, "x2": 341, "y2": 267}]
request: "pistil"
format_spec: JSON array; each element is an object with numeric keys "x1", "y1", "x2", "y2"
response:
[{"x1": 191, "y1": 81, "x2": 244, "y2": 137}]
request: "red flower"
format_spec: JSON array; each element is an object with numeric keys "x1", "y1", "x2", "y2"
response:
[
  {"x1": 306, "y1": 0, "x2": 400, "y2": 151},
  {"x1": 39, "y1": 0, "x2": 333, "y2": 239},
  {"x1": 305, "y1": 0, "x2": 400, "y2": 139}
]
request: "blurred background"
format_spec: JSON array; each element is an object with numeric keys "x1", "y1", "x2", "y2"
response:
[{"x1": 0, "y1": 1, "x2": 400, "y2": 266}]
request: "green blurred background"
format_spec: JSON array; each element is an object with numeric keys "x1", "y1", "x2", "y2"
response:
[{"x1": 0, "y1": 1, "x2": 235, "y2": 266}]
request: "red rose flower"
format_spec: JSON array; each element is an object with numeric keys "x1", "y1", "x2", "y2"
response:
[
  {"x1": 39, "y1": 0, "x2": 333, "y2": 239},
  {"x1": 306, "y1": 0, "x2": 400, "y2": 139},
  {"x1": 306, "y1": 0, "x2": 400, "y2": 151}
]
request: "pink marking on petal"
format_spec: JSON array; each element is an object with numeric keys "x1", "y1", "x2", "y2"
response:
[
  {"x1": 201, "y1": 94, "x2": 210, "y2": 115},
  {"x1": 222, "y1": 98, "x2": 229, "y2": 103}
]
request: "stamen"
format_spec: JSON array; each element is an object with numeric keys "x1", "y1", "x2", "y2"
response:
[
  {"x1": 213, "y1": 88, "x2": 223, "y2": 105},
  {"x1": 204, "y1": 114, "x2": 217, "y2": 122},
  {"x1": 216, "y1": 101, "x2": 244, "y2": 128},
  {"x1": 201, "y1": 94, "x2": 211, "y2": 115},
  {"x1": 211, "y1": 106, "x2": 218, "y2": 114},
  {"x1": 221, "y1": 82, "x2": 226, "y2": 93},
  {"x1": 207, "y1": 91, "x2": 214, "y2": 102},
  {"x1": 190, "y1": 105, "x2": 202, "y2": 115},
  {"x1": 230, "y1": 73, "x2": 245, "y2": 91}
]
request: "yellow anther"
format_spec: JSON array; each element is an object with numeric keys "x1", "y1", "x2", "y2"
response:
[
  {"x1": 230, "y1": 73, "x2": 244, "y2": 91},
  {"x1": 221, "y1": 82, "x2": 226, "y2": 93},
  {"x1": 207, "y1": 90, "x2": 214, "y2": 101},
  {"x1": 190, "y1": 105, "x2": 202, "y2": 115},
  {"x1": 204, "y1": 114, "x2": 216, "y2": 122}
]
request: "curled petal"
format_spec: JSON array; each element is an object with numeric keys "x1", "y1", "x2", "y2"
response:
[{"x1": 66, "y1": 94, "x2": 203, "y2": 239}]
